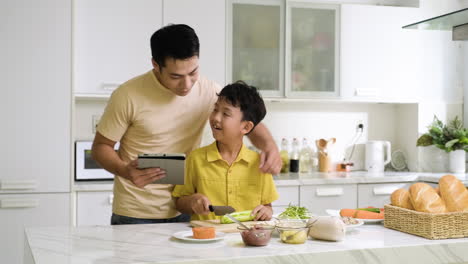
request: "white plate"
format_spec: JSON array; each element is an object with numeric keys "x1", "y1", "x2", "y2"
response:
[
  {"x1": 326, "y1": 209, "x2": 384, "y2": 224},
  {"x1": 345, "y1": 219, "x2": 364, "y2": 230},
  {"x1": 173, "y1": 231, "x2": 225, "y2": 242}
]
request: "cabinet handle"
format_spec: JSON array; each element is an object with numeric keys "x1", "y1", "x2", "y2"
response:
[
  {"x1": 0, "y1": 179, "x2": 37, "y2": 190},
  {"x1": 0, "y1": 198, "x2": 39, "y2": 208},
  {"x1": 316, "y1": 188, "x2": 344, "y2": 197},
  {"x1": 101, "y1": 83, "x2": 120, "y2": 91},
  {"x1": 373, "y1": 186, "x2": 399, "y2": 196},
  {"x1": 108, "y1": 194, "x2": 114, "y2": 205}
]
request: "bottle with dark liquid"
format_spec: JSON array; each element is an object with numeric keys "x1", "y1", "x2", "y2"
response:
[{"x1": 289, "y1": 138, "x2": 300, "y2": 173}]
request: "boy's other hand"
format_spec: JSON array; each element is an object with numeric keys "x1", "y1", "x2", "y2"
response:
[
  {"x1": 122, "y1": 159, "x2": 166, "y2": 188},
  {"x1": 259, "y1": 145, "x2": 282, "y2": 174},
  {"x1": 190, "y1": 194, "x2": 211, "y2": 215},
  {"x1": 252, "y1": 205, "x2": 273, "y2": 221}
]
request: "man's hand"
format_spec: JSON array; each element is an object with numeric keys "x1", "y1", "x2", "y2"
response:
[
  {"x1": 259, "y1": 144, "x2": 282, "y2": 174},
  {"x1": 120, "y1": 159, "x2": 166, "y2": 188},
  {"x1": 252, "y1": 204, "x2": 273, "y2": 221},
  {"x1": 190, "y1": 194, "x2": 211, "y2": 215}
]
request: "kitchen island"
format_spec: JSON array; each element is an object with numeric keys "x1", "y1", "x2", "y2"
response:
[{"x1": 25, "y1": 222, "x2": 468, "y2": 264}]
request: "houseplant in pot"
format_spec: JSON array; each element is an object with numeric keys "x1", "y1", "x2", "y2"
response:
[{"x1": 417, "y1": 116, "x2": 468, "y2": 173}]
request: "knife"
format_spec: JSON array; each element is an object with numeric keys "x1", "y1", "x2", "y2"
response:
[{"x1": 209, "y1": 205, "x2": 235, "y2": 216}]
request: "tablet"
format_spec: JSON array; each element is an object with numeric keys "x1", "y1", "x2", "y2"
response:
[{"x1": 137, "y1": 153, "x2": 185, "y2": 185}]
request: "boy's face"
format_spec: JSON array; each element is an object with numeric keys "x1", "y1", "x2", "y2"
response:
[
  {"x1": 152, "y1": 56, "x2": 199, "y2": 96},
  {"x1": 209, "y1": 98, "x2": 254, "y2": 143}
]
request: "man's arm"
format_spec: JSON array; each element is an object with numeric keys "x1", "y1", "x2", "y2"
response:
[
  {"x1": 175, "y1": 194, "x2": 211, "y2": 215},
  {"x1": 248, "y1": 123, "x2": 281, "y2": 174},
  {"x1": 91, "y1": 132, "x2": 165, "y2": 188}
]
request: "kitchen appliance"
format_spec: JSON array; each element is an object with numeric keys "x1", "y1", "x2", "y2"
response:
[
  {"x1": 365, "y1": 140, "x2": 391, "y2": 172},
  {"x1": 75, "y1": 141, "x2": 119, "y2": 181}
]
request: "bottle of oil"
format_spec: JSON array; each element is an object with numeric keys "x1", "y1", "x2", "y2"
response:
[
  {"x1": 280, "y1": 138, "x2": 290, "y2": 173},
  {"x1": 289, "y1": 138, "x2": 300, "y2": 173},
  {"x1": 299, "y1": 138, "x2": 312, "y2": 173}
]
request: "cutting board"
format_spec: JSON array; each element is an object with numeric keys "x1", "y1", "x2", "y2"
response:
[{"x1": 190, "y1": 219, "x2": 269, "y2": 233}]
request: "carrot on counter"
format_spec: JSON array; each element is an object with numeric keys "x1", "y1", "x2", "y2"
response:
[
  {"x1": 340, "y1": 209, "x2": 384, "y2": 219},
  {"x1": 192, "y1": 227, "x2": 216, "y2": 239}
]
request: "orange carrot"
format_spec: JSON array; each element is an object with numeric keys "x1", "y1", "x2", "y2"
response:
[
  {"x1": 340, "y1": 209, "x2": 384, "y2": 219},
  {"x1": 192, "y1": 227, "x2": 216, "y2": 239}
]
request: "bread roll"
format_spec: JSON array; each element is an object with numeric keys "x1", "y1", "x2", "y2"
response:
[
  {"x1": 409, "y1": 183, "x2": 447, "y2": 213},
  {"x1": 439, "y1": 174, "x2": 468, "y2": 212},
  {"x1": 391, "y1": 188, "x2": 414, "y2": 210}
]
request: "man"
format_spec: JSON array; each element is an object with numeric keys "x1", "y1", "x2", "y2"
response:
[{"x1": 92, "y1": 24, "x2": 281, "y2": 225}]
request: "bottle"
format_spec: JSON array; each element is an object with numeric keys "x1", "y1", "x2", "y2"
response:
[
  {"x1": 299, "y1": 138, "x2": 312, "y2": 173},
  {"x1": 280, "y1": 138, "x2": 290, "y2": 173},
  {"x1": 289, "y1": 138, "x2": 300, "y2": 173}
]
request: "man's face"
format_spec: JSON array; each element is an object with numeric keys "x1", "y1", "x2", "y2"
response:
[{"x1": 152, "y1": 56, "x2": 199, "y2": 96}]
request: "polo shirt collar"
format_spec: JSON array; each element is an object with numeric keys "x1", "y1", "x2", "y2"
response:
[{"x1": 206, "y1": 141, "x2": 256, "y2": 164}]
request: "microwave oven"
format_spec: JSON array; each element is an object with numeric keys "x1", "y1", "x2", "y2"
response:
[{"x1": 75, "y1": 141, "x2": 119, "y2": 181}]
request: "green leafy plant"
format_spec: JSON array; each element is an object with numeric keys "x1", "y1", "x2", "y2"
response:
[{"x1": 416, "y1": 116, "x2": 468, "y2": 152}]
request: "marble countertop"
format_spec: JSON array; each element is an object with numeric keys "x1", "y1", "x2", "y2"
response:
[
  {"x1": 25, "y1": 222, "x2": 468, "y2": 264},
  {"x1": 73, "y1": 172, "x2": 468, "y2": 191}
]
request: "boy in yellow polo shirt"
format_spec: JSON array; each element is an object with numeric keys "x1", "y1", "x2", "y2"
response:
[{"x1": 172, "y1": 81, "x2": 279, "y2": 221}]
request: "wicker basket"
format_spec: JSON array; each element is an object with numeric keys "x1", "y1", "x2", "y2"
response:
[{"x1": 384, "y1": 204, "x2": 468, "y2": 239}]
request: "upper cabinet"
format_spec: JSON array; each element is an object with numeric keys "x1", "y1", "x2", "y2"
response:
[
  {"x1": 74, "y1": 0, "x2": 163, "y2": 95},
  {"x1": 227, "y1": 0, "x2": 339, "y2": 98},
  {"x1": 340, "y1": 5, "x2": 422, "y2": 102},
  {"x1": 163, "y1": 0, "x2": 226, "y2": 86}
]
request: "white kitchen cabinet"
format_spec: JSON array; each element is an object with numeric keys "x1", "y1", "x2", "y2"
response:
[
  {"x1": 340, "y1": 5, "x2": 421, "y2": 102},
  {"x1": 163, "y1": 0, "x2": 225, "y2": 86},
  {"x1": 272, "y1": 185, "x2": 300, "y2": 213},
  {"x1": 357, "y1": 182, "x2": 413, "y2": 208},
  {"x1": 300, "y1": 184, "x2": 357, "y2": 215},
  {"x1": 74, "y1": 0, "x2": 163, "y2": 95},
  {"x1": 76, "y1": 191, "x2": 113, "y2": 226},
  {"x1": 0, "y1": 0, "x2": 71, "y2": 193},
  {"x1": 0, "y1": 193, "x2": 71, "y2": 264}
]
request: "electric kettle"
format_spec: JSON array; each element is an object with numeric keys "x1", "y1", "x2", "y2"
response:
[{"x1": 365, "y1": 140, "x2": 391, "y2": 172}]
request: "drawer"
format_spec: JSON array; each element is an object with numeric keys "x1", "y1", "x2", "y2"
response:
[
  {"x1": 300, "y1": 184, "x2": 357, "y2": 215},
  {"x1": 357, "y1": 182, "x2": 412, "y2": 208},
  {"x1": 76, "y1": 191, "x2": 113, "y2": 226},
  {"x1": 272, "y1": 186, "x2": 299, "y2": 206}
]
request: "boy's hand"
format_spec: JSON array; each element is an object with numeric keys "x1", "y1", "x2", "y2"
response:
[
  {"x1": 190, "y1": 194, "x2": 211, "y2": 215},
  {"x1": 259, "y1": 145, "x2": 282, "y2": 174},
  {"x1": 252, "y1": 205, "x2": 273, "y2": 221}
]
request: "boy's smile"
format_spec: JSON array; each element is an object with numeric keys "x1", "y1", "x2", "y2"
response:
[{"x1": 209, "y1": 99, "x2": 251, "y2": 143}]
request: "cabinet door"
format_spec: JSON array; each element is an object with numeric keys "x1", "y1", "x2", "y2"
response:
[
  {"x1": 340, "y1": 5, "x2": 421, "y2": 102},
  {"x1": 300, "y1": 184, "x2": 357, "y2": 215},
  {"x1": 74, "y1": 0, "x2": 163, "y2": 94},
  {"x1": 76, "y1": 191, "x2": 113, "y2": 226},
  {"x1": 0, "y1": 0, "x2": 71, "y2": 193},
  {"x1": 164, "y1": 0, "x2": 225, "y2": 86},
  {"x1": 286, "y1": 2, "x2": 339, "y2": 97},
  {"x1": 272, "y1": 185, "x2": 299, "y2": 214},
  {"x1": 357, "y1": 182, "x2": 412, "y2": 208},
  {"x1": 0, "y1": 193, "x2": 71, "y2": 264},
  {"x1": 228, "y1": 0, "x2": 284, "y2": 97}
]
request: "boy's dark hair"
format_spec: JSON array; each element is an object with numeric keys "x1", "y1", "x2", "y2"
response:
[
  {"x1": 218, "y1": 81, "x2": 266, "y2": 134},
  {"x1": 150, "y1": 24, "x2": 199, "y2": 67}
]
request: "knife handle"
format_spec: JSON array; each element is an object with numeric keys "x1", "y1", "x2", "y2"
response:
[{"x1": 208, "y1": 205, "x2": 214, "y2": 212}]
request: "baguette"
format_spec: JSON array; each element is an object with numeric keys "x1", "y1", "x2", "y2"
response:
[
  {"x1": 439, "y1": 174, "x2": 468, "y2": 212},
  {"x1": 409, "y1": 183, "x2": 447, "y2": 213},
  {"x1": 390, "y1": 188, "x2": 414, "y2": 210}
]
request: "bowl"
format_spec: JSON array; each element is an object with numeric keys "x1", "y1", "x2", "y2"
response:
[
  {"x1": 238, "y1": 225, "x2": 274, "y2": 246},
  {"x1": 275, "y1": 219, "x2": 308, "y2": 244}
]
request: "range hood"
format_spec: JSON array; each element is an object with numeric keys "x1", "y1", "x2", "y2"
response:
[{"x1": 403, "y1": 8, "x2": 468, "y2": 41}]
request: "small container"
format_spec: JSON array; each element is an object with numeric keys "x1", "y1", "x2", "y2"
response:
[
  {"x1": 276, "y1": 219, "x2": 308, "y2": 244},
  {"x1": 238, "y1": 225, "x2": 274, "y2": 246}
]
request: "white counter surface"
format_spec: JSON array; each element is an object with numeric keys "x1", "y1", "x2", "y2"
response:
[{"x1": 25, "y1": 222, "x2": 468, "y2": 264}]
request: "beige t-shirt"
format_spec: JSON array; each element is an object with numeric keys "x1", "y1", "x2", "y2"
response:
[{"x1": 97, "y1": 70, "x2": 220, "y2": 219}]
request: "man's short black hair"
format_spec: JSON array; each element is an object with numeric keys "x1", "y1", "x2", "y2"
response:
[
  {"x1": 150, "y1": 24, "x2": 199, "y2": 67},
  {"x1": 218, "y1": 81, "x2": 266, "y2": 134}
]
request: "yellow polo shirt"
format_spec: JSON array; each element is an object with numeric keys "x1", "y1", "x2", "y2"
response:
[{"x1": 172, "y1": 142, "x2": 279, "y2": 221}]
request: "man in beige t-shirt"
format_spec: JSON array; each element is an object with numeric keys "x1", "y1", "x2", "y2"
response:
[{"x1": 92, "y1": 24, "x2": 281, "y2": 224}]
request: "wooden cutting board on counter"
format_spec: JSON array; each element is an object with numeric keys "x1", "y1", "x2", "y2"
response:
[{"x1": 190, "y1": 219, "x2": 270, "y2": 233}]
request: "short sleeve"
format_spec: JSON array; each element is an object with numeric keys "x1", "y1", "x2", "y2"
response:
[
  {"x1": 97, "y1": 88, "x2": 134, "y2": 142},
  {"x1": 172, "y1": 153, "x2": 197, "y2": 198},
  {"x1": 261, "y1": 173, "x2": 279, "y2": 205}
]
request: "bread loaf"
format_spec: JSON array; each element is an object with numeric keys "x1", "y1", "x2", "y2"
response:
[
  {"x1": 391, "y1": 188, "x2": 414, "y2": 210},
  {"x1": 439, "y1": 174, "x2": 468, "y2": 212},
  {"x1": 409, "y1": 183, "x2": 447, "y2": 213}
]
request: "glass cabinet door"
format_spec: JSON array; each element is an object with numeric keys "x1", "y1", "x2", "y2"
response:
[
  {"x1": 228, "y1": 0, "x2": 284, "y2": 97},
  {"x1": 286, "y1": 2, "x2": 339, "y2": 97}
]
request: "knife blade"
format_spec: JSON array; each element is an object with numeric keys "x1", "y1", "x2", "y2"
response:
[{"x1": 209, "y1": 205, "x2": 235, "y2": 216}]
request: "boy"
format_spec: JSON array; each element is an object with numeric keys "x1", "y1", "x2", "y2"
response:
[{"x1": 172, "y1": 81, "x2": 279, "y2": 221}]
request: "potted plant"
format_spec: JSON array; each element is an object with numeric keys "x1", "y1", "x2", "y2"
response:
[{"x1": 417, "y1": 116, "x2": 468, "y2": 173}]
